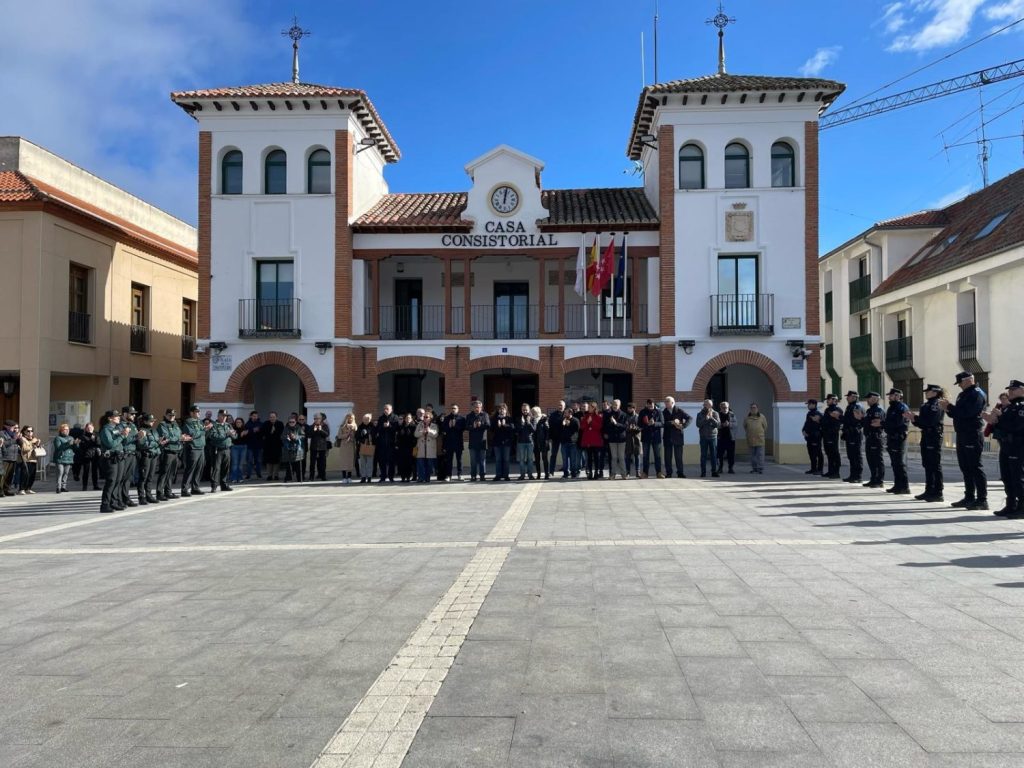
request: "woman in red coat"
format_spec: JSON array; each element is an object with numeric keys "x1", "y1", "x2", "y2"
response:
[{"x1": 579, "y1": 402, "x2": 606, "y2": 479}]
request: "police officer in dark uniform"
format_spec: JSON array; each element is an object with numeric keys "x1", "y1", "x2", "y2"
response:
[
  {"x1": 136, "y1": 413, "x2": 161, "y2": 504},
  {"x1": 821, "y1": 394, "x2": 843, "y2": 479},
  {"x1": 116, "y1": 406, "x2": 139, "y2": 508},
  {"x1": 883, "y1": 388, "x2": 911, "y2": 494},
  {"x1": 940, "y1": 371, "x2": 988, "y2": 510},
  {"x1": 914, "y1": 384, "x2": 946, "y2": 502},
  {"x1": 988, "y1": 379, "x2": 1024, "y2": 517},
  {"x1": 802, "y1": 399, "x2": 823, "y2": 475},
  {"x1": 208, "y1": 409, "x2": 235, "y2": 492},
  {"x1": 156, "y1": 408, "x2": 182, "y2": 501},
  {"x1": 181, "y1": 405, "x2": 209, "y2": 496},
  {"x1": 98, "y1": 410, "x2": 125, "y2": 513},
  {"x1": 841, "y1": 391, "x2": 865, "y2": 483},
  {"x1": 862, "y1": 392, "x2": 885, "y2": 488}
]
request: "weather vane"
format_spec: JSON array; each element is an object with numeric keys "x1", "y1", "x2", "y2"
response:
[
  {"x1": 282, "y1": 16, "x2": 311, "y2": 84},
  {"x1": 706, "y1": 2, "x2": 736, "y2": 75}
]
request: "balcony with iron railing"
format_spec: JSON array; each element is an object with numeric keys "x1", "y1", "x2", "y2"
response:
[
  {"x1": 709, "y1": 294, "x2": 774, "y2": 336},
  {"x1": 958, "y1": 321, "x2": 977, "y2": 360},
  {"x1": 129, "y1": 324, "x2": 149, "y2": 354},
  {"x1": 884, "y1": 336, "x2": 914, "y2": 371},
  {"x1": 181, "y1": 335, "x2": 196, "y2": 360},
  {"x1": 366, "y1": 304, "x2": 649, "y2": 340},
  {"x1": 849, "y1": 333, "x2": 873, "y2": 367},
  {"x1": 848, "y1": 275, "x2": 872, "y2": 315},
  {"x1": 68, "y1": 311, "x2": 90, "y2": 344},
  {"x1": 238, "y1": 299, "x2": 301, "y2": 338}
]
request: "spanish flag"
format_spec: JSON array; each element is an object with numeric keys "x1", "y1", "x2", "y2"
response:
[{"x1": 585, "y1": 235, "x2": 599, "y2": 293}]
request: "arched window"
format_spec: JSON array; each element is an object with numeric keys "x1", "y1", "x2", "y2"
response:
[
  {"x1": 771, "y1": 141, "x2": 796, "y2": 188},
  {"x1": 221, "y1": 150, "x2": 242, "y2": 195},
  {"x1": 307, "y1": 149, "x2": 331, "y2": 194},
  {"x1": 264, "y1": 149, "x2": 287, "y2": 195},
  {"x1": 724, "y1": 143, "x2": 750, "y2": 189},
  {"x1": 678, "y1": 144, "x2": 705, "y2": 190}
]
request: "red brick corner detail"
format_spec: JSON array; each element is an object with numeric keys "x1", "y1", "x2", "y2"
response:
[{"x1": 468, "y1": 355, "x2": 543, "y2": 375}]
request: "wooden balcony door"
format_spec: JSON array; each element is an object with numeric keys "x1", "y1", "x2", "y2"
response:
[{"x1": 394, "y1": 279, "x2": 423, "y2": 341}]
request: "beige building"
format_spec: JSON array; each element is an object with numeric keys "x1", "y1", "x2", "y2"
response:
[{"x1": 0, "y1": 137, "x2": 199, "y2": 438}]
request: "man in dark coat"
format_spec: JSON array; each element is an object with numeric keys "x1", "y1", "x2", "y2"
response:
[
  {"x1": 441, "y1": 405, "x2": 466, "y2": 481},
  {"x1": 841, "y1": 391, "x2": 865, "y2": 483},
  {"x1": 802, "y1": 399, "x2": 823, "y2": 475},
  {"x1": 914, "y1": 385, "x2": 946, "y2": 502},
  {"x1": 941, "y1": 372, "x2": 988, "y2": 510},
  {"x1": 260, "y1": 412, "x2": 284, "y2": 481},
  {"x1": 883, "y1": 389, "x2": 911, "y2": 494},
  {"x1": 821, "y1": 394, "x2": 843, "y2": 479},
  {"x1": 638, "y1": 399, "x2": 664, "y2": 478},
  {"x1": 987, "y1": 379, "x2": 1024, "y2": 517},
  {"x1": 547, "y1": 400, "x2": 565, "y2": 478},
  {"x1": 862, "y1": 392, "x2": 886, "y2": 488},
  {"x1": 465, "y1": 400, "x2": 490, "y2": 481},
  {"x1": 375, "y1": 404, "x2": 399, "y2": 483},
  {"x1": 662, "y1": 396, "x2": 692, "y2": 478}
]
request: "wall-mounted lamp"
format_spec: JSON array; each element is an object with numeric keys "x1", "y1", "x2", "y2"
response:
[
  {"x1": 2, "y1": 377, "x2": 15, "y2": 397},
  {"x1": 208, "y1": 341, "x2": 228, "y2": 354},
  {"x1": 314, "y1": 341, "x2": 333, "y2": 356},
  {"x1": 638, "y1": 133, "x2": 658, "y2": 150},
  {"x1": 678, "y1": 339, "x2": 696, "y2": 355},
  {"x1": 354, "y1": 137, "x2": 376, "y2": 155}
]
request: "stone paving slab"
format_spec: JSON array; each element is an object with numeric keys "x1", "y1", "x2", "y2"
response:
[{"x1": 0, "y1": 467, "x2": 1023, "y2": 766}]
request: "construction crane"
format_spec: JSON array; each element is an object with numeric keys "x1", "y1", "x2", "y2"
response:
[{"x1": 820, "y1": 58, "x2": 1024, "y2": 130}]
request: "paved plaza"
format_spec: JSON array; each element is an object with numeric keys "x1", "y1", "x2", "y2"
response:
[{"x1": 1, "y1": 466, "x2": 1023, "y2": 767}]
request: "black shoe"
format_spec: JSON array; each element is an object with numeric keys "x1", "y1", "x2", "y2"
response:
[
  {"x1": 210, "y1": 487, "x2": 219, "y2": 493},
  {"x1": 967, "y1": 500, "x2": 989, "y2": 511},
  {"x1": 712, "y1": 472, "x2": 720, "y2": 478},
  {"x1": 99, "y1": 507, "x2": 113, "y2": 514},
  {"x1": 884, "y1": 486, "x2": 897, "y2": 493},
  {"x1": 167, "y1": 493, "x2": 179, "y2": 500},
  {"x1": 112, "y1": 505, "x2": 125, "y2": 511},
  {"x1": 915, "y1": 492, "x2": 930, "y2": 500},
  {"x1": 180, "y1": 490, "x2": 191, "y2": 498},
  {"x1": 138, "y1": 498, "x2": 148, "y2": 505},
  {"x1": 147, "y1": 496, "x2": 159, "y2": 504},
  {"x1": 124, "y1": 500, "x2": 138, "y2": 507},
  {"x1": 924, "y1": 495, "x2": 944, "y2": 502},
  {"x1": 892, "y1": 488, "x2": 911, "y2": 495},
  {"x1": 701, "y1": 472, "x2": 706, "y2": 478},
  {"x1": 221, "y1": 484, "x2": 233, "y2": 491},
  {"x1": 805, "y1": 469, "x2": 817, "y2": 475},
  {"x1": 994, "y1": 505, "x2": 1014, "y2": 517},
  {"x1": 191, "y1": 488, "x2": 205, "y2": 495},
  {"x1": 951, "y1": 498, "x2": 972, "y2": 508}
]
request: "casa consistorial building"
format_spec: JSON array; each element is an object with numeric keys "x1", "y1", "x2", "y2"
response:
[{"x1": 171, "y1": 66, "x2": 844, "y2": 463}]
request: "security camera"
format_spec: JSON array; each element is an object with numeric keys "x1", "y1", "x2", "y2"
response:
[
  {"x1": 792, "y1": 347, "x2": 813, "y2": 360},
  {"x1": 195, "y1": 343, "x2": 207, "y2": 354}
]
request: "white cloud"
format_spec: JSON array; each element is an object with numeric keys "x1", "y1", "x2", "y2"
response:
[
  {"x1": 929, "y1": 183, "x2": 973, "y2": 208},
  {"x1": 0, "y1": 0, "x2": 265, "y2": 225},
  {"x1": 882, "y1": 2, "x2": 910, "y2": 33},
  {"x1": 887, "y1": 0, "x2": 987, "y2": 52},
  {"x1": 800, "y1": 46, "x2": 843, "y2": 77},
  {"x1": 984, "y1": 0, "x2": 1024, "y2": 19}
]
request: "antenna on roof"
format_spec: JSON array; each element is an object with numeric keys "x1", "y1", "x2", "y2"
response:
[
  {"x1": 282, "y1": 16, "x2": 311, "y2": 84},
  {"x1": 706, "y1": 2, "x2": 736, "y2": 75},
  {"x1": 653, "y1": 1, "x2": 659, "y2": 84},
  {"x1": 978, "y1": 92, "x2": 990, "y2": 188}
]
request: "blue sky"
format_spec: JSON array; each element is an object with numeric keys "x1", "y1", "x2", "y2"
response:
[{"x1": 2, "y1": 0, "x2": 1022, "y2": 252}]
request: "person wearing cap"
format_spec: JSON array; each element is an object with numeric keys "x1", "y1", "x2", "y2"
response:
[
  {"x1": 155, "y1": 409, "x2": 183, "y2": 501},
  {"x1": 821, "y1": 394, "x2": 843, "y2": 479},
  {"x1": 862, "y1": 392, "x2": 886, "y2": 489},
  {"x1": 841, "y1": 391, "x2": 865, "y2": 483},
  {"x1": 939, "y1": 372, "x2": 988, "y2": 510},
  {"x1": 883, "y1": 389, "x2": 911, "y2": 494},
  {"x1": 802, "y1": 399, "x2": 823, "y2": 475},
  {"x1": 98, "y1": 410, "x2": 125, "y2": 513},
  {"x1": 181, "y1": 405, "x2": 209, "y2": 497},
  {"x1": 116, "y1": 406, "x2": 140, "y2": 508},
  {"x1": 136, "y1": 413, "x2": 161, "y2": 504},
  {"x1": 913, "y1": 385, "x2": 946, "y2": 502},
  {"x1": 207, "y1": 410, "x2": 235, "y2": 492},
  {"x1": 985, "y1": 380, "x2": 1024, "y2": 517}
]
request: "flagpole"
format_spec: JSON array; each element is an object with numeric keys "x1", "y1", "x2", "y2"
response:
[
  {"x1": 622, "y1": 232, "x2": 629, "y2": 338},
  {"x1": 581, "y1": 232, "x2": 587, "y2": 339},
  {"x1": 596, "y1": 233, "x2": 601, "y2": 339}
]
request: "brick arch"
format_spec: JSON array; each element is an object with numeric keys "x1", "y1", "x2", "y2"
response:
[
  {"x1": 682, "y1": 350, "x2": 793, "y2": 402},
  {"x1": 374, "y1": 355, "x2": 447, "y2": 376},
  {"x1": 561, "y1": 355, "x2": 637, "y2": 374},
  {"x1": 224, "y1": 352, "x2": 322, "y2": 402},
  {"x1": 468, "y1": 355, "x2": 542, "y2": 375}
]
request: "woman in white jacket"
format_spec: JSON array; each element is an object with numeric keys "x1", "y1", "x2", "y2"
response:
[{"x1": 414, "y1": 413, "x2": 439, "y2": 483}]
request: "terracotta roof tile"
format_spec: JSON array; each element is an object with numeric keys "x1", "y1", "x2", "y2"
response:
[
  {"x1": 353, "y1": 192, "x2": 470, "y2": 232},
  {"x1": 628, "y1": 73, "x2": 846, "y2": 160},
  {"x1": 874, "y1": 210, "x2": 949, "y2": 228},
  {"x1": 170, "y1": 82, "x2": 400, "y2": 163},
  {"x1": 0, "y1": 171, "x2": 43, "y2": 202},
  {"x1": 873, "y1": 169, "x2": 1024, "y2": 297},
  {"x1": 539, "y1": 188, "x2": 658, "y2": 230}
]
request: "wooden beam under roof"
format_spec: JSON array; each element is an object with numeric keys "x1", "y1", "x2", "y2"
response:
[
  {"x1": 231, "y1": 101, "x2": 240, "y2": 111},
  {"x1": 759, "y1": 93, "x2": 767, "y2": 103},
  {"x1": 213, "y1": 101, "x2": 222, "y2": 111},
  {"x1": 721, "y1": 94, "x2": 728, "y2": 104},
  {"x1": 249, "y1": 101, "x2": 259, "y2": 110},
  {"x1": 302, "y1": 100, "x2": 310, "y2": 110},
  {"x1": 740, "y1": 94, "x2": 747, "y2": 104},
  {"x1": 797, "y1": 92, "x2": 806, "y2": 102},
  {"x1": 701, "y1": 94, "x2": 708, "y2": 105},
  {"x1": 267, "y1": 101, "x2": 276, "y2": 110},
  {"x1": 285, "y1": 100, "x2": 293, "y2": 110},
  {"x1": 320, "y1": 99, "x2": 328, "y2": 110},
  {"x1": 192, "y1": 102, "x2": 202, "y2": 111}
]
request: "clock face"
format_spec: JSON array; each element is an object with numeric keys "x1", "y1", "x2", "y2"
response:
[{"x1": 490, "y1": 185, "x2": 520, "y2": 215}]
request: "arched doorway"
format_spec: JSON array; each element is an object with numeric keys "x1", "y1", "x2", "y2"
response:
[
  {"x1": 563, "y1": 369, "x2": 632, "y2": 405},
  {"x1": 378, "y1": 370, "x2": 445, "y2": 416},
  {"x1": 705, "y1": 364, "x2": 775, "y2": 456},
  {"x1": 471, "y1": 369, "x2": 539, "y2": 414},
  {"x1": 248, "y1": 365, "x2": 306, "y2": 419}
]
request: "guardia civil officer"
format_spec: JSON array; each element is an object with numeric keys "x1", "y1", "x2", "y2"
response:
[
  {"x1": 98, "y1": 410, "x2": 125, "y2": 514},
  {"x1": 862, "y1": 392, "x2": 886, "y2": 488},
  {"x1": 913, "y1": 385, "x2": 946, "y2": 502},
  {"x1": 208, "y1": 409, "x2": 235, "y2": 492},
  {"x1": 181, "y1": 405, "x2": 209, "y2": 496},
  {"x1": 116, "y1": 406, "x2": 139, "y2": 508},
  {"x1": 841, "y1": 391, "x2": 865, "y2": 483},
  {"x1": 940, "y1": 371, "x2": 988, "y2": 510},
  {"x1": 801, "y1": 399, "x2": 823, "y2": 475},
  {"x1": 986, "y1": 379, "x2": 1024, "y2": 517},
  {"x1": 821, "y1": 394, "x2": 843, "y2": 478},
  {"x1": 136, "y1": 413, "x2": 161, "y2": 504},
  {"x1": 883, "y1": 388, "x2": 911, "y2": 494},
  {"x1": 155, "y1": 408, "x2": 182, "y2": 501}
]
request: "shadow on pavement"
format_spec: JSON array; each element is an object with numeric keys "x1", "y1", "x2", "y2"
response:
[
  {"x1": 815, "y1": 515, "x2": 994, "y2": 528},
  {"x1": 901, "y1": 554, "x2": 1024, "y2": 570},
  {"x1": 856, "y1": 532, "x2": 1024, "y2": 546}
]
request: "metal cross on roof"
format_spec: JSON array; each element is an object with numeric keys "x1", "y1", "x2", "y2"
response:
[
  {"x1": 282, "y1": 16, "x2": 312, "y2": 84},
  {"x1": 706, "y1": 2, "x2": 736, "y2": 75}
]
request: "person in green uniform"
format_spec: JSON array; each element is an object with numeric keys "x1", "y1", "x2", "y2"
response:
[
  {"x1": 116, "y1": 406, "x2": 139, "y2": 508},
  {"x1": 181, "y1": 404, "x2": 209, "y2": 497},
  {"x1": 136, "y1": 413, "x2": 161, "y2": 505},
  {"x1": 155, "y1": 408, "x2": 182, "y2": 501},
  {"x1": 208, "y1": 410, "x2": 235, "y2": 492},
  {"x1": 98, "y1": 410, "x2": 125, "y2": 513}
]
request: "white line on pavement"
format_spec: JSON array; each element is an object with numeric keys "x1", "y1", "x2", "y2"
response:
[
  {"x1": 484, "y1": 482, "x2": 541, "y2": 542},
  {"x1": 0, "y1": 542, "x2": 479, "y2": 555}
]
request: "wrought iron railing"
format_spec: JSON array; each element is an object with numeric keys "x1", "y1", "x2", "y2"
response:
[
  {"x1": 181, "y1": 335, "x2": 196, "y2": 360},
  {"x1": 885, "y1": 336, "x2": 913, "y2": 370},
  {"x1": 958, "y1": 322, "x2": 977, "y2": 360},
  {"x1": 709, "y1": 294, "x2": 774, "y2": 335},
  {"x1": 238, "y1": 299, "x2": 301, "y2": 338},
  {"x1": 848, "y1": 275, "x2": 871, "y2": 315},
  {"x1": 850, "y1": 333, "x2": 873, "y2": 366},
  {"x1": 130, "y1": 324, "x2": 149, "y2": 353},
  {"x1": 68, "y1": 311, "x2": 90, "y2": 344}
]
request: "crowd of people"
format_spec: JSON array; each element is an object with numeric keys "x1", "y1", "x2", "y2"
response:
[{"x1": 0, "y1": 371, "x2": 1020, "y2": 519}]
